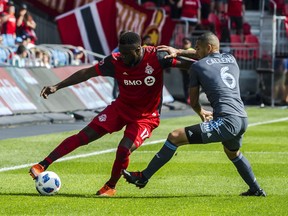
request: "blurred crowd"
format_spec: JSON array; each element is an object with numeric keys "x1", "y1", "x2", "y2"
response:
[{"x1": 0, "y1": 0, "x2": 86, "y2": 68}]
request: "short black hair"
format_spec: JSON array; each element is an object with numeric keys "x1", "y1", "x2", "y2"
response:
[
  {"x1": 197, "y1": 32, "x2": 219, "y2": 45},
  {"x1": 16, "y1": 45, "x2": 26, "y2": 54},
  {"x1": 119, "y1": 31, "x2": 141, "y2": 46}
]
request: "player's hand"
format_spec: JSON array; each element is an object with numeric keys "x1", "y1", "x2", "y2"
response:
[
  {"x1": 40, "y1": 86, "x2": 57, "y2": 99},
  {"x1": 157, "y1": 45, "x2": 179, "y2": 59},
  {"x1": 200, "y1": 109, "x2": 213, "y2": 122}
]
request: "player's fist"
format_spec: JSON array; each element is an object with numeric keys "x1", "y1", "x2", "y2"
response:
[{"x1": 40, "y1": 86, "x2": 57, "y2": 99}]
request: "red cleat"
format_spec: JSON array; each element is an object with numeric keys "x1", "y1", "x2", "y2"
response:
[
  {"x1": 96, "y1": 184, "x2": 116, "y2": 197},
  {"x1": 29, "y1": 164, "x2": 45, "y2": 179}
]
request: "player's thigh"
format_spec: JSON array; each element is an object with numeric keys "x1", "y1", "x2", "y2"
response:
[
  {"x1": 124, "y1": 117, "x2": 160, "y2": 149},
  {"x1": 188, "y1": 116, "x2": 247, "y2": 144},
  {"x1": 221, "y1": 116, "x2": 247, "y2": 151},
  {"x1": 87, "y1": 104, "x2": 126, "y2": 136},
  {"x1": 185, "y1": 124, "x2": 205, "y2": 144},
  {"x1": 185, "y1": 119, "x2": 230, "y2": 144}
]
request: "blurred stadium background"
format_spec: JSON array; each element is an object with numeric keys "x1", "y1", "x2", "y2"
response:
[{"x1": 0, "y1": 0, "x2": 287, "y2": 128}]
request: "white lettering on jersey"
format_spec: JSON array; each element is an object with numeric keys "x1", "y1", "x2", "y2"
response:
[
  {"x1": 123, "y1": 76, "x2": 156, "y2": 86},
  {"x1": 220, "y1": 66, "x2": 236, "y2": 89},
  {"x1": 144, "y1": 76, "x2": 155, "y2": 86},
  {"x1": 206, "y1": 56, "x2": 235, "y2": 65},
  {"x1": 140, "y1": 128, "x2": 149, "y2": 140},
  {"x1": 124, "y1": 80, "x2": 142, "y2": 85},
  {"x1": 145, "y1": 63, "x2": 154, "y2": 74},
  {"x1": 98, "y1": 114, "x2": 107, "y2": 122}
]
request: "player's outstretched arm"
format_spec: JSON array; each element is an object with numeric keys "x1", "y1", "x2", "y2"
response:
[
  {"x1": 40, "y1": 65, "x2": 96, "y2": 99},
  {"x1": 157, "y1": 45, "x2": 198, "y2": 59}
]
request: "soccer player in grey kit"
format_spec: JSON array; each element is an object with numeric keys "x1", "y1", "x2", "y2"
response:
[{"x1": 123, "y1": 32, "x2": 266, "y2": 196}]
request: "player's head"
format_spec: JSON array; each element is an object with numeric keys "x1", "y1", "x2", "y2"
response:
[
  {"x1": 195, "y1": 32, "x2": 219, "y2": 59},
  {"x1": 118, "y1": 31, "x2": 142, "y2": 66}
]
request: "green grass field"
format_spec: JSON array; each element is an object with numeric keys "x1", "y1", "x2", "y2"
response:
[{"x1": 0, "y1": 107, "x2": 288, "y2": 216}]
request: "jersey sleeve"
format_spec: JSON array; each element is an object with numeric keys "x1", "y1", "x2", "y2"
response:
[
  {"x1": 156, "y1": 51, "x2": 177, "y2": 68},
  {"x1": 94, "y1": 55, "x2": 115, "y2": 77}
]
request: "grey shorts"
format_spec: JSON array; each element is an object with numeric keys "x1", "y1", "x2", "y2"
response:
[{"x1": 185, "y1": 115, "x2": 248, "y2": 151}]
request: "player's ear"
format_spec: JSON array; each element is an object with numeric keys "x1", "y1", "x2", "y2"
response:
[{"x1": 207, "y1": 44, "x2": 213, "y2": 53}]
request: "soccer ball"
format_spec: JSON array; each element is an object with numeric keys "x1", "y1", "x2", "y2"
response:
[{"x1": 35, "y1": 171, "x2": 61, "y2": 196}]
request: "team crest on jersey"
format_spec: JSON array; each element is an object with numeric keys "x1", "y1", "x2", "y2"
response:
[
  {"x1": 98, "y1": 114, "x2": 107, "y2": 122},
  {"x1": 144, "y1": 76, "x2": 155, "y2": 86},
  {"x1": 145, "y1": 63, "x2": 154, "y2": 74}
]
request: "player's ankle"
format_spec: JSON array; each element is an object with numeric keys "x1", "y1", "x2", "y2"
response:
[{"x1": 39, "y1": 159, "x2": 50, "y2": 170}]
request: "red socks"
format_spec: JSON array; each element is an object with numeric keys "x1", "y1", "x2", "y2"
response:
[
  {"x1": 44, "y1": 131, "x2": 89, "y2": 165},
  {"x1": 107, "y1": 146, "x2": 131, "y2": 188}
]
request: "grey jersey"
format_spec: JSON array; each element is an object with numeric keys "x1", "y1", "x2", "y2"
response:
[{"x1": 189, "y1": 52, "x2": 247, "y2": 118}]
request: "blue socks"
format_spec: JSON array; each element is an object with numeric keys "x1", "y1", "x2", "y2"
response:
[
  {"x1": 231, "y1": 153, "x2": 260, "y2": 192},
  {"x1": 142, "y1": 140, "x2": 177, "y2": 180}
]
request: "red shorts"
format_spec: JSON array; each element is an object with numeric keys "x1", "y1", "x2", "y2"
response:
[{"x1": 87, "y1": 103, "x2": 160, "y2": 147}]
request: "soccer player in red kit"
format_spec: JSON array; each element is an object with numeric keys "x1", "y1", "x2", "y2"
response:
[{"x1": 29, "y1": 31, "x2": 194, "y2": 196}]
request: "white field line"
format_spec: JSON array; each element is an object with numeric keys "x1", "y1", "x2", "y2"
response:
[{"x1": 0, "y1": 117, "x2": 287, "y2": 173}]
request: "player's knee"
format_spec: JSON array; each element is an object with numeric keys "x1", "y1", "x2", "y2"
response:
[
  {"x1": 167, "y1": 129, "x2": 185, "y2": 146},
  {"x1": 223, "y1": 146, "x2": 240, "y2": 160}
]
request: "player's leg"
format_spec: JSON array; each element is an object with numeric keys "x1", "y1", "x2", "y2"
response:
[
  {"x1": 123, "y1": 117, "x2": 235, "y2": 188},
  {"x1": 141, "y1": 125, "x2": 201, "y2": 179},
  {"x1": 222, "y1": 117, "x2": 266, "y2": 196},
  {"x1": 97, "y1": 117, "x2": 159, "y2": 196},
  {"x1": 123, "y1": 124, "x2": 201, "y2": 188},
  {"x1": 224, "y1": 146, "x2": 266, "y2": 197},
  {"x1": 29, "y1": 104, "x2": 119, "y2": 179},
  {"x1": 29, "y1": 125, "x2": 106, "y2": 179},
  {"x1": 96, "y1": 136, "x2": 134, "y2": 196}
]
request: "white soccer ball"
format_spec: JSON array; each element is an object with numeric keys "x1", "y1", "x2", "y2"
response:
[{"x1": 35, "y1": 171, "x2": 61, "y2": 196}]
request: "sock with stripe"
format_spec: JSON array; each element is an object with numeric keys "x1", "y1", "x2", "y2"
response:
[
  {"x1": 231, "y1": 152, "x2": 261, "y2": 192},
  {"x1": 142, "y1": 140, "x2": 177, "y2": 180}
]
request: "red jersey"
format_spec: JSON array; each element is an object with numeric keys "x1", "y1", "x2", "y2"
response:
[
  {"x1": 1, "y1": 13, "x2": 16, "y2": 34},
  {"x1": 224, "y1": 0, "x2": 244, "y2": 17},
  {"x1": 200, "y1": 0, "x2": 212, "y2": 4},
  {"x1": 181, "y1": 0, "x2": 201, "y2": 19},
  {"x1": 0, "y1": 0, "x2": 8, "y2": 15},
  {"x1": 94, "y1": 46, "x2": 177, "y2": 119}
]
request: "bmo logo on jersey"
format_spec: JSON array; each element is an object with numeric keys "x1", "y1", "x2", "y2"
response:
[{"x1": 124, "y1": 76, "x2": 156, "y2": 86}]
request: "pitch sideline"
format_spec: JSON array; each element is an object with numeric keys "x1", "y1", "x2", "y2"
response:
[{"x1": 0, "y1": 117, "x2": 287, "y2": 173}]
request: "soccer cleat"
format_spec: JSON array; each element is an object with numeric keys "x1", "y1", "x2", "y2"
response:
[
  {"x1": 96, "y1": 184, "x2": 116, "y2": 197},
  {"x1": 122, "y1": 169, "x2": 148, "y2": 188},
  {"x1": 29, "y1": 164, "x2": 45, "y2": 179},
  {"x1": 240, "y1": 188, "x2": 267, "y2": 197}
]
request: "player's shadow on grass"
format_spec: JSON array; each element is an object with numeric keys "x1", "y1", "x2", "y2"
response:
[{"x1": 0, "y1": 192, "x2": 218, "y2": 199}]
